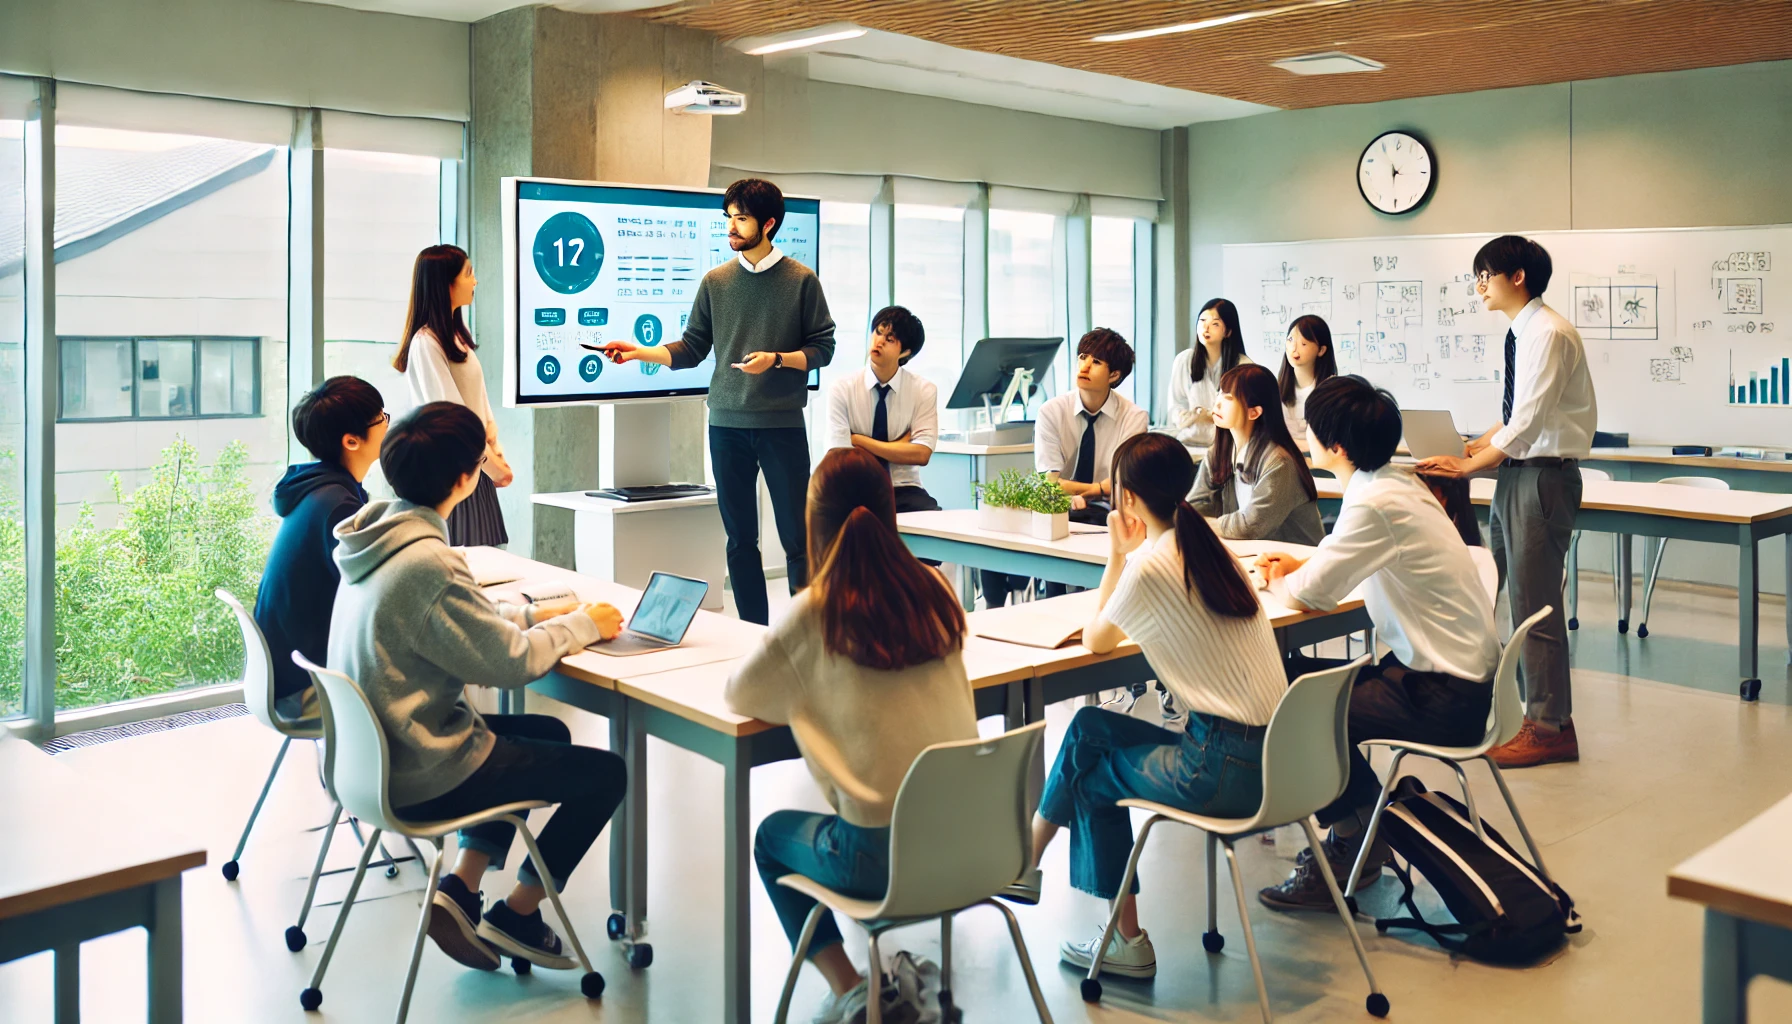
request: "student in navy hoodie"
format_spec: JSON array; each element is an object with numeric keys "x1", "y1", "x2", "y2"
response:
[{"x1": 254, "y1": 376, "x2": 388, "y2": 721}]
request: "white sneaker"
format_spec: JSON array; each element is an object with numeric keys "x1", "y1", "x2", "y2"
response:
[
  {"x1": 1059, "y1": 927, "x2": 1157, "y2": 979},
  {"x1": 812, "y1": 979, "x2": 869, "y2": 1024},
  {"x1": 1157, "y1": 685, "x2": 1185, "y2": 728}
]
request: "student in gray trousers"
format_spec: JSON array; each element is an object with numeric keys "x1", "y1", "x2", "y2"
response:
[{"x1": 1417, "y1": 235, "x2": 1598, "y2": 768}]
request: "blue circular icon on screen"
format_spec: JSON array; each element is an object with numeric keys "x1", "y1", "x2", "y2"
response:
[
  {"x1": 633, "y1": 314, "x2": 664, "y2": 346},
  {"x1": 579, "y1": 354, "x2": 604, "y2": 382},
  {"x1": 536, "y1": 355, "x2": 562, "y2": 384},
  {"x1": 532, "y1": 213, "x2": 604, "y2": 295}
]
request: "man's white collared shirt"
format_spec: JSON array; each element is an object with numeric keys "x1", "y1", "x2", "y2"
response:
[
  {"x1": 825, "y1": 366, "x2": 939, "y2": 488},
  {"x1": 1033, "y1": 390, "x2": 1149, "y2": 484},
  {"x1": 1493, "y1": 297, "x2": 1598, "y2": 459},
  {"x1": 738, "y1": 246, "x2": 785, "y2": 274}
]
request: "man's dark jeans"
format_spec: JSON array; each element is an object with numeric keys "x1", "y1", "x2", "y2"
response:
[{"x1": 710, "y1": 425, "x2": 811, "y2": 626}]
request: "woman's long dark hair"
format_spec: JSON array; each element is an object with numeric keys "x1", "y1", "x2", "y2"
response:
[
  {"x1": 806, "y1": 448, "x2": 966, "y2": 670},
  {"x1": 1208, "y1": 364, "x2": 1319, "y2": 501},
  {"x1": 1112, "y1": 433, "x2": 1259, "y2": 618},
  {"x1": 1421, "y1": 473, "x2": 1484, "y2": 548},
  {"x1": 393, "y1": 244, "x2": 475, "y2": 373},
  {"x1": 1277, "y1": 314, "x2": 1339, "y2": 407},
  {"x1": 1192, "y1": 297, "x2": 1247, "y2": 383}
]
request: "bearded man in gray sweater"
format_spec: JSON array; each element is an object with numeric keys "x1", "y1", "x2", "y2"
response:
[{"x1": 605, "y1": 178, "x2": 835, "y2": 625}]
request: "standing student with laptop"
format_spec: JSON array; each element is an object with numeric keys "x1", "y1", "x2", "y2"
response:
[
  {"x1": 1167, "y1": 298, "x2": 1252, "y2": 447},
  {"x1": 824, "y1": 305, "x2": 942, "y2": 514},
  {"x1": 1188, "y1": 363, "x2": 1324, "y2": 544},
  {"x1": 1417, "y1": 235, "x2": 1597, "y2": 768},
  {"x1": 1253, "y1": 377, "x2": 1500, "y2": 910},
  {"x1": 727, "y1": 448, "x2": 976, "y2": 1023},
  {"x1": 1277, "y1": 314, "x2": 1338, "y2": 443},
  {"x1": 981, "y1": 328, "x2": 1147, "y2": 607}
]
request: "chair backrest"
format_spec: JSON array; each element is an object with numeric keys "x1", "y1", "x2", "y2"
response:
[
  {"x1": 1254, "y1": 657, "x2": 1368, "y2": 830},
  {"x1": 1579, "y1": 467, "x2": 1612, "y2": 482},
  {"x1": 1657, "y1": 475, "x2": 1729, "y2": 491},
  {"x1": 216, "y1": 588, "x2": 280, "y2": 731},
  {"x1": 292, "y1": 651, "x2": 402, "y2": 831},
  {"x1": 877, "y1": 721, "x2": 1046, "y2": 919},
  {"x1": 1487, "y1": 606, "x2": 1551, "y2": 749}
]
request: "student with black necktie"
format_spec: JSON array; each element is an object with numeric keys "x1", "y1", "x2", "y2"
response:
[
  {"x1": 1417, "y1": 235, "x2": 1597, "y2": 768},
  {"x1": 823, "y1": 306, "x2": 943, "y2": 514},
  {"x1": 981, "y1": 328, "x2": 1148, "y2": 607}
]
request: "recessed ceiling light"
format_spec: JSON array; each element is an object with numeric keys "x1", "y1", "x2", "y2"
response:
[
  {"x1": 731, "y1": 23, "x2": 868, "y2": 57},
  {"x1": 1273, "y1": 51, "x2": 1385, "y2": 75},
  {"x1": 1094, "y1": 0, "x2": 1354, "y2": 43}
]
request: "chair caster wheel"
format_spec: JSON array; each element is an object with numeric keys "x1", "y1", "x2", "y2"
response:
[
  {"x1": 1618, "y1": 619, "x2": 1628, "y2": 634},
  {"x1": 512, "y1": 957, "x2": 531, "y2": 975},
  {"x1": 606, "y1": 913, "x2": 626, "y2": 940},
  {"x1": 1202, "y1": 930, "x2": 1224, "y2": 953},
  {"x1": 1376, "y1": 920, "x2": 1390, "y2": 933},
  {"x1": 1637, "y1": 623, "x2": 1649, "y2": 638},
  {"x1": 284, "y1": 926, "x2": 306, "y2": 952},
  {"x1": 1367, "y1": 992, "x2": 1391, "y2": 1017},
  {"x1": 1567, "y1": 617, "x2": 1579, "y2": 630},
  {"x1": 222, "y1": 860, "x2": 239, "y2": 882},
  {"x1": 384, "y1": 863, "x2": 399, "y2": 879},
  {"x1": 580, "y1": 971, "x2": 606, "y2": 999},
  {"x1": 626, "y1": 942, "x2": 653, "y2": 969},
  {"x1": 1345, "y1": 895, "x2": 1360, "y2": 916},
  {"x1": 1080, "y1": 977, "x2": 1102, "y2": 1003},
  {"x1": 1743, "y1": 679, "x2": 1762, "y2": 702},
  {"x1": 299, "y1": 987, "x2": 322, "y2": 1011},
  {"x1": 940, "y1": 989, "x2": 963, "y2": 1023}
]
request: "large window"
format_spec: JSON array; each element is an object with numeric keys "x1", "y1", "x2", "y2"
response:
[
  {"x1": 60, "y1": 336, "x2": 259, "y2": 420},
  {"x1": 0, "y1": 103, "x2": 24, "y2": 717},
  {"x1": 1092, "y1": 216, "x2": 1140, "y2": 402},
  {"x1": 893, "y1": 204, "x2": 965, "y2": 401},
  {"x1": 813, "y1": 202, "x2": 871, "y2": 450},
  {"x1": 989, "y1": 209, "x2": 1061, "y2": 339}
]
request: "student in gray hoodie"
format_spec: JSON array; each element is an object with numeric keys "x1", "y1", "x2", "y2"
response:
[{"x1": 329, "y1": 401, "x2": 627, "y2": 972}]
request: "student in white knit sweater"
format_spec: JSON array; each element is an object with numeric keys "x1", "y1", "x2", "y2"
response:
[
  {"x1": 726, "y1": 447, "x2": 976, "y2": 1024},
  {"x1": 1004, "y1": 432, "x2": 1288, "y2": 982}
]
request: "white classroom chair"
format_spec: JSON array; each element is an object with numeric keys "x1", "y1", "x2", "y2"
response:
[
  {"x1": 1634, "y1": 476, "x2": 1730, "y2": 638},
  {"x1": 292, "y1": 653, "x2": 605, "y2": 1022},
  {"x1": 1563, "y1": 467, "x2": 1621, "y2": 630},
  {"x1": 215, "y1": 589, "x2": 399, "y2": 952},
  {"x1": 771, "y1": 722, "x2": 1052, "y2": 1024},
  {"x1": 1345, "y1": 607, "x2": 1558, "y2": 899},
  {"x1": 1080, "y1": 659, "x2": 1389, "y2": 1023}
]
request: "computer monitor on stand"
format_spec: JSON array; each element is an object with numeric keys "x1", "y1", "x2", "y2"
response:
[{"x1": 946, "y1": 337, "x2": 1063, "y2": 445}]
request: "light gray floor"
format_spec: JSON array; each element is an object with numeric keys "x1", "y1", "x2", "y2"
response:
[{"x1": 5, "y1": 579, "x2": 1792, "y2": 1023}]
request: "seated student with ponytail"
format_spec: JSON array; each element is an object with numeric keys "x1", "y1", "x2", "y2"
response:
[
  {"x1": 1252, "y1": 376, "x2": 1499, "y2": 912},
  {"x1": 1277, "y1": 314, "x2": 1338, "y2": 443},
  {"x1": 1188, "y1": 363, "x2": 1324, "y2": 545},
  {"x1": 1003, "y1": 432, "x2": 1288, "y2": 982},
  {"x1": 727, "y1": 447, "x2": 977, "y2": 1023}
]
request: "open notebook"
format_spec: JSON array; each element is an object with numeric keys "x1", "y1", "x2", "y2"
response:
[{"x1": 971, "y1": 590, "x2": 1102, "y2": 649}]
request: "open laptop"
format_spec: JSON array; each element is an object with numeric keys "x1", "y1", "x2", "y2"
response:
[
  {"x1": 1402, "y1": 409, "x2": 1469, "y2": 461},
  {"x1": 590, "y1": 572, "x2": 709, "y2": 657}
]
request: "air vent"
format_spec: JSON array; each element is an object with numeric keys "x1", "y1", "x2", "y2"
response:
[{"x1": 1272, "y1": 51, "x2": 1385, "y2": 76}]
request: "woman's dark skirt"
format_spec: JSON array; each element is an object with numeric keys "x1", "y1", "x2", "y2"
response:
[{"x1": 448, "y1": 472, "x2": 509, "y2": 547}]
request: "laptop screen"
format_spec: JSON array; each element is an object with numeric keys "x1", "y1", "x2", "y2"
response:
[{"x1": 628, "y1": 573, "x2": 708, "y2": 644}]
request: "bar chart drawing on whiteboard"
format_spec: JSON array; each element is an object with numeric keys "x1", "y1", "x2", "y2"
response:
[{"x1": 1728, "y1": 350, "x2": 1792, "y2": 407}]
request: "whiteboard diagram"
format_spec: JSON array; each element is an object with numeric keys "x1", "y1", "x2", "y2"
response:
[{"x1": 1571, "y1": 274, "x2": 1659, "y2": 340}]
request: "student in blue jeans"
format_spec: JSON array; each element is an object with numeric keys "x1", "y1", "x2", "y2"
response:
[
  {"x1": 1004, "y1": 432, "x2": 1290, "y2": 980},
  {"x1": 726, "y1": 448, "x2": 977, "y2": 1023}
]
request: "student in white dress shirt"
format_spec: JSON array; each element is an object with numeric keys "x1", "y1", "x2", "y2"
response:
[
  {"x1": 1166, "y1": 298, "x2": 1252, "y2": 447},
  {"x1": 1254, "y1": 376, "x2": 1500, "y2": 911},
  {"x1": 1417, "y1": 236, "x2": 1597, "y2": 769},
  {"x1": 824, "y1": 306, "x2": 941, "y2": 514},
  {"x1": 1276, "y1": 314, "x2": 1338, "y2": 444},
  {"x1": 981, "y1": 328, "x2": 1148, "y2": 607}
]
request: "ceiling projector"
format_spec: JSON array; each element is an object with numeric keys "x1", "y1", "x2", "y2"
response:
[{"x1": 665, "y1": 80, "x2": 746, "y2": 115}]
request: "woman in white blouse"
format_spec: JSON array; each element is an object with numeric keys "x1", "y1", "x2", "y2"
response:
[
  {"x1": 1167, "y1": 298, "x2": 1252, "y2": 447},
  {"x1": 1275, "y1": 314, "x2": 1338, "y2": 443},
  {"x1": 392, "y1": 245, "x2": 514, "y2": 546}
]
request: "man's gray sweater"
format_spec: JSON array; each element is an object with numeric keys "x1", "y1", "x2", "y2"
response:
[{"x1": 664, "y1": 256, "x2": 835, "y2": 429}]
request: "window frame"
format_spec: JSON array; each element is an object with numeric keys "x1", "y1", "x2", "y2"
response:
[{"x1": 56, "y1": 335, "x2": 263, "y2": 423}]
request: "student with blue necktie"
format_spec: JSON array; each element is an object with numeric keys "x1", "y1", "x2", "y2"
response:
[{"x1": 824, "y1": 305, "x2": 943, "y2": 515}]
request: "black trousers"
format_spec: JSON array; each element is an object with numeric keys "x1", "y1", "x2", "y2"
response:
[
  {"x1": 1284, "y1": 653, "x2": 1491, "y2": 827},
  {"x1": 710, "y1": 425, "x2": 811, "y2": 626}
]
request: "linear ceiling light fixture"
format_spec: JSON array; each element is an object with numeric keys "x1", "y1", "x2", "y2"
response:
[
  {"x1": 733, "y1": 23, "x2": 868, "y2": 56},
  {"x1": 1093, "y1": 0, "x2": 1354, "y2": 43}
]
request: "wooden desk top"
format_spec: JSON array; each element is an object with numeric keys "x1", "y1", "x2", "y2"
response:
[
  {"x1": 1587, "y1": 446, "x2": 1792, "y2": 474},
  {"x1": 530, "y1": 490, "x2": 719, "y2": 514},
  {"x1": 1669, "y1": 790, "x2": 1792, "y2": 931},
  {"x1": 0, "y1": 734, "x2": 206, "y2": 920},
  {"x1": 934, "y1": 441, "x2": 1034, "y2": 456},
  {"x1": 1314, "y1": 472, "x2": 1792, "y2": 525}
]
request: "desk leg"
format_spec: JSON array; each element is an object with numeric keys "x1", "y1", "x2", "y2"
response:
[
  {"x1": 1617, "y1": 534, "x2": 1633, "y2": 633},
  {"x1": 54, "y1": 943, "x2": 79, "y2": 1024},
  {"x1": 147, "y1": 876, "x2": 182, "y2": 1024},
  {"x1": 609, "y1": 701, "x2": 650, "y2": 943},
  {"x1": 1784, "y1": 535, "x2": 1791, "y2": 667},
  {"x1": 1740, "y1": 526, "x2": 1762, "y2": 702},
  {"x1": 723, "y1": 750, "x2": 752, "y2": 1024},
  {"x1": 1024, "y1": 680, "x2": 1046, "y2": 816}
]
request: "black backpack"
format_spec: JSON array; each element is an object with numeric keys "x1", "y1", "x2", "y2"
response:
[{"x1": 1372, "y1": 775, "x2": 1581, "y2": 964}]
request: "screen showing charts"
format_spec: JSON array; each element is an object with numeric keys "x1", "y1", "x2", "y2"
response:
[{"x1": 512, "y1": 180, "x2": 819, "y2": 404}]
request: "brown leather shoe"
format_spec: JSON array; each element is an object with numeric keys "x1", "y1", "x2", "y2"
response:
[{"x1": 1488, "y1": 719, "x2": 1579, "y2": 768}]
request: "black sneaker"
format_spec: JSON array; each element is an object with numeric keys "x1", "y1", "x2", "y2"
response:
[
  {"x1": 428, "y1": 874, "x2": 500, "y2": 970},
  {"x1": 478, "y1": 899, "x2": 577, "y2": 970},
  {"x1": 1257, "y1": 832, "x2": 1389, "y2": 913}
]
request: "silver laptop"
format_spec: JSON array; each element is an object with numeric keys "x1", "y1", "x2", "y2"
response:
[
  {"x1": 591, "y1": 572, "x2": 709, "y2": 657},
  {"x1": 1403, "y1": 409, "x2": 1468, "y2": 461}
]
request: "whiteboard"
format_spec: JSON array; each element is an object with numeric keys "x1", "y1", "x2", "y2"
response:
[{"x1": 1222, "y1": 226, "x2": 1788, "y2": 446}]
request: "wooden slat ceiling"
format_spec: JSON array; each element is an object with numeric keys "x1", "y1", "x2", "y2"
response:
[{"x1": 634, "y1": 0, "x2": 1792, "y2": 110}]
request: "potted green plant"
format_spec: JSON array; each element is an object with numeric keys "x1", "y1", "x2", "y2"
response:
[
  {"x1": 1022, "y1": 474, "x2": 1072, "y2": 540},
  {"x1": 975, "y1": 468, "x2": 1033, "y2": 534}
]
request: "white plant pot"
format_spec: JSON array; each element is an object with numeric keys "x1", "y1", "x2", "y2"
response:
[
  {"x1": 1030, "y1": 510, "x2": 1069, "y2": 541},
  {"x1": 976, "y1": 505, "x2": 1030, "y2": 535}
]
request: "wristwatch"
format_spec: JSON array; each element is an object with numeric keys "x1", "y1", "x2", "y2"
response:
[{"x1": 772, "y1": 352, "x2": 784, "y2": 370}]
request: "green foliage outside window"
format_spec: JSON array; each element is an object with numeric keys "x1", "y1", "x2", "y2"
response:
[{"x1": 0, "y1": 439, "x2": 272, "y2": 714}]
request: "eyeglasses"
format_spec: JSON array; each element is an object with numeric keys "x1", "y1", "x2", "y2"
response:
[
  {"x1": 368, "y1": 410, "x2": 390, "y2": 430},
  {"x1": 1475, "y1": 271, "x2": 1503, "y2": 286}
]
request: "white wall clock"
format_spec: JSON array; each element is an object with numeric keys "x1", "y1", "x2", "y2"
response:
[{"x1": 1357, "y1": 130, "x2": 1435, "y2": 215}]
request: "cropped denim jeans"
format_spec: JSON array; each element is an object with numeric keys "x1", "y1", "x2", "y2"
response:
[
  {"x1": 753, "y1": 810, "x2": 891, "y2": 956},
  {"x1": 1039, "y1": 705, "x2": 1265, "y2": 900}
]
